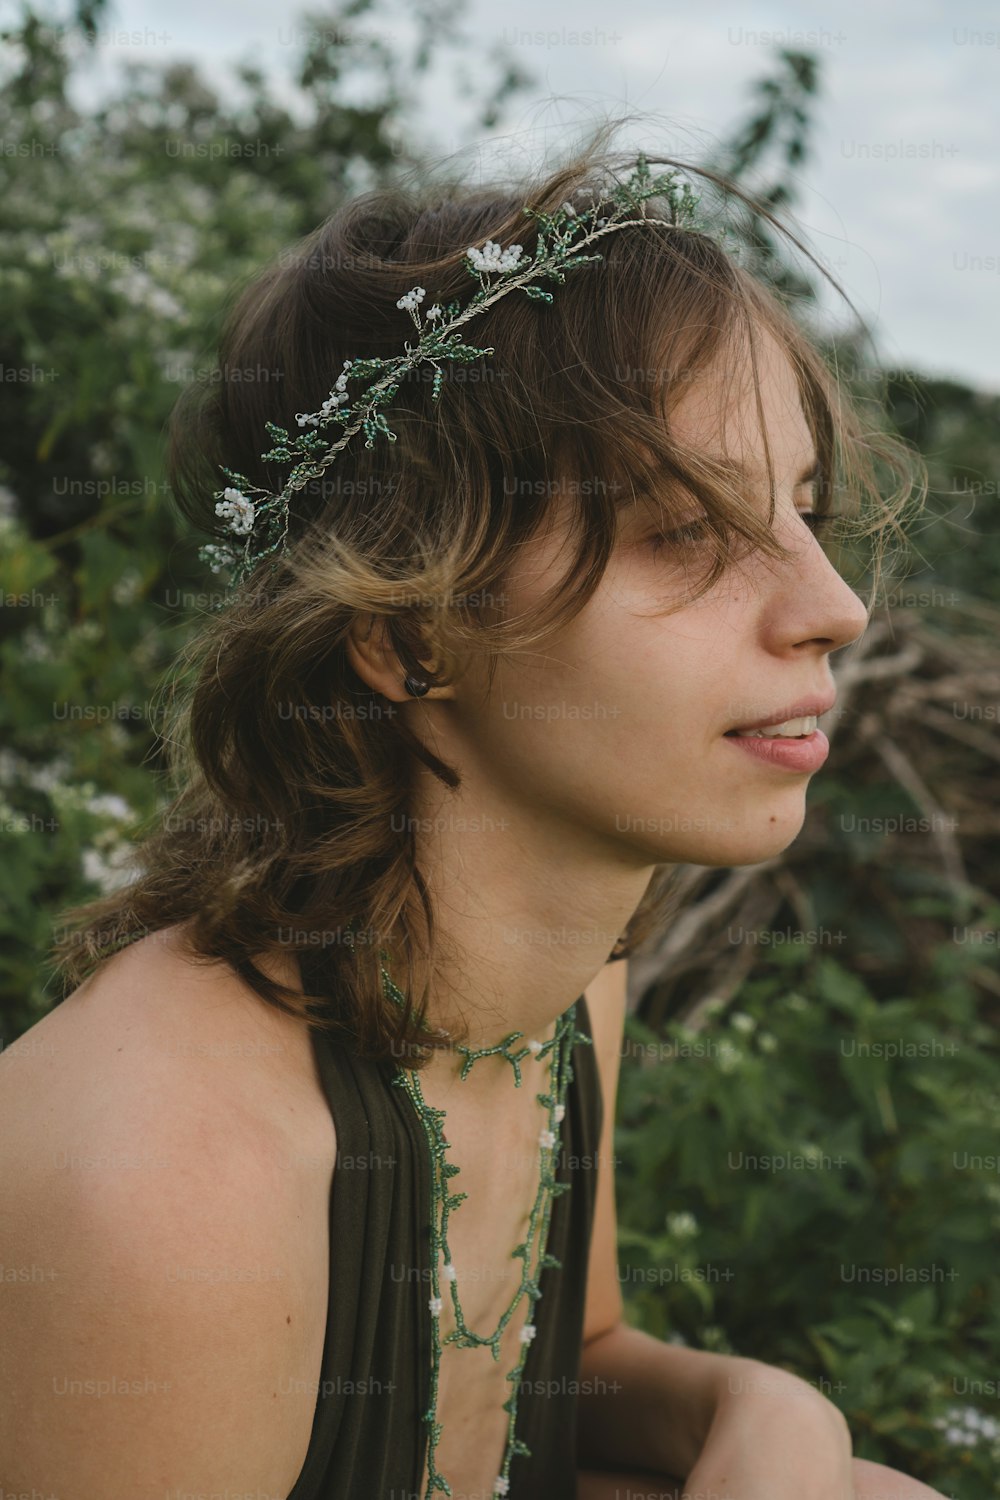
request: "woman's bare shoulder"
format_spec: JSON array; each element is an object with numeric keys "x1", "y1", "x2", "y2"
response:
[
  {"x1": 2, "y1": 922, "x2": 336, "y2": 1160},
  {"x1": 0, "y1": 924, "x2": 336, "y2": 1495}
]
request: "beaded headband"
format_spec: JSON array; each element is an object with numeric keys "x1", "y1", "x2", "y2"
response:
[{"x1": 198, "y1": 153, "x2": 712, "y2": 595}]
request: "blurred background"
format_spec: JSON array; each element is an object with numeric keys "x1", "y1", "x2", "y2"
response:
[{"x1": 1, "y1": 1, "x2": 998, "y2": 1492}]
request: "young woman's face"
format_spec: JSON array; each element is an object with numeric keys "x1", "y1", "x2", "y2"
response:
[{"x1": 443, "y1": 324, "x2": 869, "y2": 870}]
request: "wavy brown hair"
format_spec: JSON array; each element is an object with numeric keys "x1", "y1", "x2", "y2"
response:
[{"x1": 48, "y1": 123, "x2": 925, "y2": 1067}]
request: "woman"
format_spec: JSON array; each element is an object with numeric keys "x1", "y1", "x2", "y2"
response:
[{"x1": 0, "y1": 129, "x2": 942, "y2": 1498}]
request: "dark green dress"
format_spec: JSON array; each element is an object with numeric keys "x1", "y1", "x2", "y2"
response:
[{"x1": 285, "y1": 991, "x2": 605, "y2": 1500}]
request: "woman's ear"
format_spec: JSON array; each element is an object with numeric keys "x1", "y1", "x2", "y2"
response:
[{"x1": 345, "y1": 614, "x2": 453, "y2": 701}]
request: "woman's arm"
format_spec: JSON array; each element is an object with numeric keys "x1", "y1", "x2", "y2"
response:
[
  {"x1": 577, "y1": 1322, "x2": 853, "y2": 1486},
  {"x1": 577, "y1": 1325, "x2": 948, "y2": 1495},
  {"x1": 578, "y1": 1459, "x2": 948, "y2": 1500}
]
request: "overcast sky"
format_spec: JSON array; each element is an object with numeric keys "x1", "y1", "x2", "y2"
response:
[{"x1": 73, "y1": 0, "x2": 1000, "y2": 392}]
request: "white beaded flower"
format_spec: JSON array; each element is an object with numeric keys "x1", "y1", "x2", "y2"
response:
[
  {"x1": 466, "y1": 239, "x2": 525, "y2": 274},
  {"x1": 396, "y1": 285, "x2": 426, "y2": 311},
  {"x1": 527, "y1": 1038, "x2": 543, "y2": 1056},
  {"x1": 200, "y1": 542, "x2": 236, "y2": 572},
  {"x1": 426, "y1": 303, "x2": 443, "y2": 320},
  {"x1": 519, "y1": 1323, "x2": 537, "y2": 1343},
  {"x1": 493, "y1": 1478, "x2": 510, "y2": 1497},
  {"x1": 215, "y1": 487, "x2": 255, "y2": 535},
  {"x1": 443, "y1": 1262, "x2": 457, "y2": 1282},
  {"x1": 554, "y1": 1103, "x2": 565, "y2": 1124},
  {"x1": 296, "y1": 360, "x2": 352, "y2": 427},
  {"x1": 429, "y1": 1295, "x2": 443, "y2": 1315},
  {"x1": 539, "y1": 1128, "x2": 556, "y2": 1149}
]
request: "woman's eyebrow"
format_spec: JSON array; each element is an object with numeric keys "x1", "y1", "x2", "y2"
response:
[
  {"x1": 622, "y1": 454, "x2": 821, "y2": 503},
  {"x1": 731, "y1": 455, "x2": 821, "y2": 486}
]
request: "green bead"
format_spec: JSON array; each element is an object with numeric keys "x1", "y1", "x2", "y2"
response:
[{"x1": 355, "y1": 925, "x2": 582, "y2": 1498}]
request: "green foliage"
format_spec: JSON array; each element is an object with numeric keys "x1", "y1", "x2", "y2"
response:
[{"x1": 618, "y1": 942, "x2": 1000, "y2": 1495}]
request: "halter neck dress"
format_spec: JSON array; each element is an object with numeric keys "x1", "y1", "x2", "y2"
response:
[{"x1": 284, "y1": 985, "x2": 607, "y2": 1500}]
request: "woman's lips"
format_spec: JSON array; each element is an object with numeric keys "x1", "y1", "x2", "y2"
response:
[{"x1": 723, "y1": 728, "x2": 830, "y2": 773}]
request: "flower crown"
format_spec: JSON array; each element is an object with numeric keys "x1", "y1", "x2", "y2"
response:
[{"x1": 198, "y1": 153, "x2": 710, "y2": 595}]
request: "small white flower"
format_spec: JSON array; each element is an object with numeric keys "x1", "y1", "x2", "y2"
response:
[
  {"x1": 426, "y1": 303, "x2": 443, "y2": 320},
  {"x1": 87, "y1": 792, "x2": 132, "y2": 820},
  {"x1": 318, "y1": 388, "x2": 349, "y2": 418},
  {"x1": 666, "y1": 1211, "x2": 698, "y2": 1239},
  {"x1": 554, "y1": 1104, "x2": 565, "y2": 1124},
  {"x1": 758, "y1": 1032, "x2": 778, "y2": 1054},
  {"x1": 717, "y1": 1042, "x2": 743, "y2": 1073},
  {"x1": 443, "y1": 1263, "x2": 457, "y2": 1282},
  {"x1": 215, "y1": 488, "x2": 255, "y2": 535},
  {"x1": 428, "y1": 1295, "x2": 443, "y2": 1315},
  {"x1": 731, "y1": 1012, "x2": 756, "y2": 1034},
  {"x1": 519, "y1": 1323, "x2": 536, "y2": 1343},
  {"x1": 493, "y1": 1478, "x2": 510, "y2": 1496},
  {"x1": 559, "y1": 200, "x2": 577, "y2": 217},
  {"x1": 596, "y1": 216, "x2": 608, "y2": 227},
  {"x1": 199, "y1": 542, "x2": 235, "y2": 572},
  {"x1": 527, "y1": 1038, "x2": 543, "y2": 1055},
  {"x1": 396, "y1": 285, "x2": 426, "y2": 312},
  {"x1": 466, "y1": 239, "x2": 524, "y2": 274},
  {"x1": 539, "y1": 1128, "x2": 556, "y2": 1149}
]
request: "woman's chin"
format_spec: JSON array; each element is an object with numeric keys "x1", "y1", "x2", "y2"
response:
[{"x1": 670, "y1": 810, "x2": 809, "y2": 868}]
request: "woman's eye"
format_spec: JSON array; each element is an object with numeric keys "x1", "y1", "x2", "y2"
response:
[
  {"x1": 647, "y1": 509, "x2": 834, "y2": 557},
  {"x1": 649, "y1": 519, "x2": 709, "y2": 553}
]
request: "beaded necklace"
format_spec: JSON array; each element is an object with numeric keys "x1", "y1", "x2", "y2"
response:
[{"x1": 361, "y1": 934, "x2": 592, "y2": 1499}]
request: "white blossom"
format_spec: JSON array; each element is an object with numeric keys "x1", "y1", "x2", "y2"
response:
[
  {"x1": 428, "y1": 1295, "x2": 443, "y2": 1315},
  {"x1": 519, "y1": 1323, "x2": 536, "y2": 1343},
  {"x1": 297, "y1": 362, "x2": 352, "y2": 427},
  {"x1": 215, "y1": 488, "x2": 255, "y2": 535},
  {"x1": 443, "y1": 1263, "x2": 457, "y2": 1282},
  {"x1": 553, "y1": 1104, "x2": 565, "y2": 1124},
  {"x1": 466, "y1": 239, "x2": 524, "y2": 274},
  {"x1": 539, "y1": 1128, "x2": 556, "y2": 1149},
  {"x1": 527, "y1": 1038, "x2": 543, "y2": 1056},
  {"x1": 425, "y1": 303, "x2": 443, "y2": 320},
  {"x1": 666, "y1": 1211, "x2": 698, "y2": 1239},
  {"x1": 200, "y1": 542, "x2": 236, "y2": 572},
  {"x1": 493, "y1": 1478, "x2": 510, "y2": 1497},
  {"x1": 396, "y1": 285, "x2": 426, "y2": 312}
]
